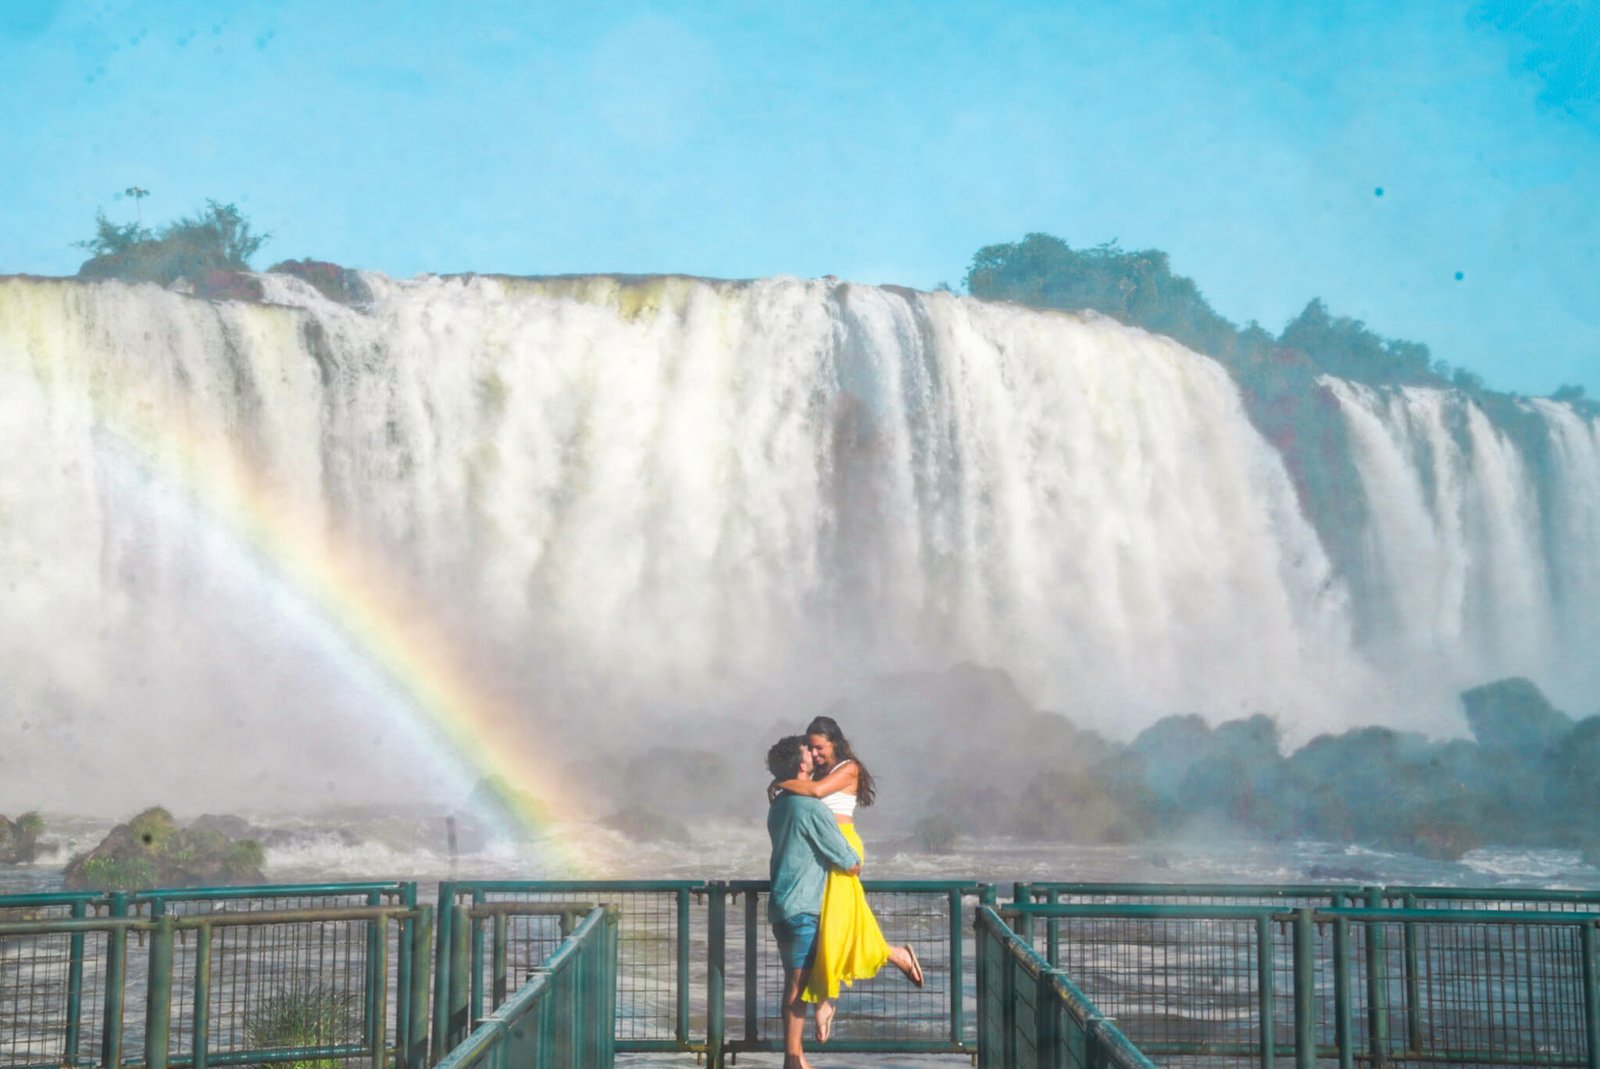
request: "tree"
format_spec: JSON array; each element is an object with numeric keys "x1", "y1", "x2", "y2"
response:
[
  {"x1": 963, "y1": 232, "x2": 1241, "y2": 361},
  {"x1": 76, "y1": 200, "x2": 269, "y2": 285},
  {"x1": 75, "y1": 213, "x2": 153, "y2": 259},
  {"x1": 1276, "y1": 299, "x2": 1438, "y2": 385},
  {"x1": 122, "y1": 185, "x2": 150, "y2": 223}
]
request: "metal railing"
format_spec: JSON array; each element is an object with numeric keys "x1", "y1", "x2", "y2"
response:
[
  {"x1": 718, "y1": 879, "x2": 985, "y2": 1058},
  {"x1": 432, "y1": 905, "x2": 617, "y2": 1069},
  {"x1": 12, "y1": 878, "x2": 1600, "y2": 1068},
  {"x1": 433, "y1": 879, "x2": 991, "y2": 1063},
  {"x1": 433, "y1": 880, "x2": 702, "y2": 1057},
  {"x1": 0, "y1": 899, "x2": 431, "y2": 1069},
  {"x1": 1003, "y1": 900, "x2": 1600, "y2": 1068},
  {"x1": 976, "y1": 905, "x2": 1157, "y2": 1069}
]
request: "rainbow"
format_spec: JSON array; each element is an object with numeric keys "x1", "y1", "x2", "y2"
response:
[{"x1": 90, "y1": 404, "x2": 585, "y2": 866}]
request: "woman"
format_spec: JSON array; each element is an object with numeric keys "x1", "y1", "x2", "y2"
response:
[{"x1": 769, "y1": 715, "x2": 923, "y2": 1042}]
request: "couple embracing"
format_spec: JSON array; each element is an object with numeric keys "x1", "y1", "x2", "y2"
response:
[{"x1": 765, "y1": 716, "x2": 923, "y2": 1069}]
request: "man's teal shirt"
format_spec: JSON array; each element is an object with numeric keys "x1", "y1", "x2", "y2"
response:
[{"x1": 767, "y1": 793, "x2": 861, "y2": 923}]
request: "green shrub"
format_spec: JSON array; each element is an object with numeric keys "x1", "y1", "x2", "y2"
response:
[
  {"x1": 79, "y1": 856, "x2": 160, "y2": 891},
  {"x1": 76, "y1": 201, "x2": 269, "y2": 285},
  {"x1": 226, "y1": 839, "x2": 267, "y2": 876},
  {"x1": 245, "y1": 984, "x2": 358, "y2": 1069}
]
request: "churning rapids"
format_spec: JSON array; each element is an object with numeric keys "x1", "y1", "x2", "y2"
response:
[
  {"x1": 5, "y1": 812, "x2": 1600, "y2": 894},
  {"x1": 1, "y1": 272, "x2": 1597, "y2": 815}
]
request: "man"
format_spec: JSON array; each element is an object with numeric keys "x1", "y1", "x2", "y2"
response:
[{"x1": 766, "y1": 734, "x2": 861, "y2": 1069}]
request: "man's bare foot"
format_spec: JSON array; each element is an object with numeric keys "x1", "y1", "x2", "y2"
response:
[{"x1": 814, "y1": 999, "x2": 835, "y2": 1043}]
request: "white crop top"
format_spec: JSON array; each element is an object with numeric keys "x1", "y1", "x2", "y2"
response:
[{"x1": 819, "y1": 759, "x2": 857, "y2": 819}]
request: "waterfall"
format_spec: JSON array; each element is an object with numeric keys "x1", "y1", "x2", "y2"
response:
[
  {"x1": 1322, "y1": 380, "x2": 1600, "y2": 713},
  {"x1": 0, "y1": 272, "x2": 1592, "y2": 810}
]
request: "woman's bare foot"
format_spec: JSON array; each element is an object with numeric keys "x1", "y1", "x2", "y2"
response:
[
  {"x1": 814, "y1": 999, "x2": 835, "y2": 1043},
  {"x1": 890, "y1": 944, "x2": 925, "y2": 987}
]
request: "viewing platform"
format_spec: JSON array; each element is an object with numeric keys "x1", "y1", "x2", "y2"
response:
[{"x1": 5, "y1": 879, "x2": 1600, "y2": 1069}]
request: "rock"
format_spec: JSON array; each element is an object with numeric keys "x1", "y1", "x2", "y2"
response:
[
  {"x1": 63, "y1": 807, "x2": 266, "y2": 891},
  {"x1": 1307, "y1": 864, "x2": 1379, "y2": 882},
  {"x1": 911, "y1": 814, "x2": 959, "y2": 853},
  {"x1": 194, "y1": 269, "x2": 265, "y2": 302},
  {"x1": 267, "y1": 259, "x2": 373, "y2": 306},
  {"x1": 601, "y1": 804, "x2": 690, "y2": 844},
  {"x1": 0, "y1": 811, "x2": 44, "y2": 863},
  {"x1": 190, "y1": 813, "x2": 259, "y2": 840},
  {"x1": 1461, "y1": 678, "x2": 1573, "y2": 759}
]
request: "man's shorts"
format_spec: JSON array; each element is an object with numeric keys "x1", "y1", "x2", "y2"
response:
[{"x1": 772, "y1": 912, "x2": 819, "y2": 971}]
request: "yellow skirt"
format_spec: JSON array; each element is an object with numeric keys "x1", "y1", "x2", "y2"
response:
[{"x1": 801, "y1": 823, "x2": 890, "y2": 1002}]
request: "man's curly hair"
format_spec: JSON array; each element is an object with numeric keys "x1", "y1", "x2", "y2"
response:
[{"x1": 766, "y1": 735, "x2": 808, "y2": 781}]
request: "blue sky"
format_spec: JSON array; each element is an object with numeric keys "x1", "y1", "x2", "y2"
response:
[{"x1": 2, "y1": 0, "x2": 1597, "y2": 395}]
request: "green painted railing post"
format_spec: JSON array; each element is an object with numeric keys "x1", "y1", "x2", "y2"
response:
[
  {"x1": 492, "y1": 912, "x2": 509, "y2": 1008},
  {"x1": 1365, "y1": 886, "x2": 1389, "y2": 1066},
  {"x1": 450, "y1": 904, "x2": 471, "y2": 1047},
  {"x1": 1046, "y1": 887, "x2": 1060, "y2": 967},
  {"x1": 569, "y1": 915, "x2": 582, "y2": 1069},
  {"x1": 603, "y1": 909, "x2": 620, "y2": 1068},
  {"x1": 949, "y1": 888, "x2": 966, "y2": 1047},
  {"x1": 396, "y1": 884, "x2": 415, "y2": 1069},
  {"x1": 1015, "y1": 883, "x2": 1035, "y2": 945},
  {"x1": 1036, "y1": 968, "x2": 1062, "y2": 1069},
  {"x1": 976, "y1": 913, "x2": 993, "y2": 1069},
  {"x1": 408, "y1": 905, "x2": 434, "y2": 1069},
  {"x1": 470, "y1": 889, "x2": 487, "y2": 1023},
  {"x1": 1402, "y1": 892, "x2": 1422, "y2": 1053},
  {"x1": 540, "y1": 953, "x2": 559, "y2": 1069},
  {"x1": 707, "y1": 883, "x2": 727, "y2": 1069},
  {"x1": 593, "y1": 912, "x2": 610, "y2": 1069},
  {"x1": 678, "y1": 887, "x2": 692, "y2": 1047},
  {"x1": 431, "y1": 882, "x2": 455, "y2": 1062},
  {"x1": 1332, "y1": 916, "x2": 1353, "y2": 1069},
  {"x1": 193, "y1": 924, "x2": 213, "y2": 1069},
  {"x1": 365, "y1": 890, "x2": 383, "y2": 1062},
  {"x1": 1292, "y1": 908, "x2": 1314, "y2": 1069},
  {"x1": 1085, "y1": 1017, "x2": 1107, "y2": 1069},
  {"x1": 145, "y1": 913, "x2": 175, "y2": 1069},
  {"x1": 1583, "y1": 922, "x2": 1600, "y2": 1069},
  {"x1": 1256, "y1": 913, "x2": 1275, "y2": 1069},
  {"x1": 1001, "y1": 944, "x2": 1018, "y2": 1069},
  {"x1": 65, "y1": 898, "x2": 86, "y2": 1063},
  {"x1": 102, "y1": 891, "x2": 129, "y2": 1069},
  {"x1": 374, "y1": 916, "x2": 392, "y2": 1068},
  {"x1": 743, "y1": 890, "x2": 759, "y2": 1043}
]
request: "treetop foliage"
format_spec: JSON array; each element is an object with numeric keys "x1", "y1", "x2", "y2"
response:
[
  {"x1": 1277, "y1": 298, "x2": 1437, "y2": 386},
  {"x1": 966, "y1": 233, "x2": 1244, "y2": 363},
  {"x1": 962, "y1": 231, "x2": 1547, "y2": 402},
  {"x1": 76, "y1": 200, "x2": 270, "y2": 286}
]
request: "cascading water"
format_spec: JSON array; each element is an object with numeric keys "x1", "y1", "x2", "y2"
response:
[
  {"x1": 1325, "y1": 380, "x2": 1600, "y2": 712},
  {"x1": 0, "y1": 272, "x2": 1594, "y2": 813}
]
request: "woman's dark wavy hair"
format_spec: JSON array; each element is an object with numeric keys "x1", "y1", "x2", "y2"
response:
[{"x1": 805, "y1": 715, "x2": 876, "y2": 807}]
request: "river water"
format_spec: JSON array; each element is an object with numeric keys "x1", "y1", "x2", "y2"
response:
[{"x1": 7, "y1": 811, "x2": 1598, "y2": 893}]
